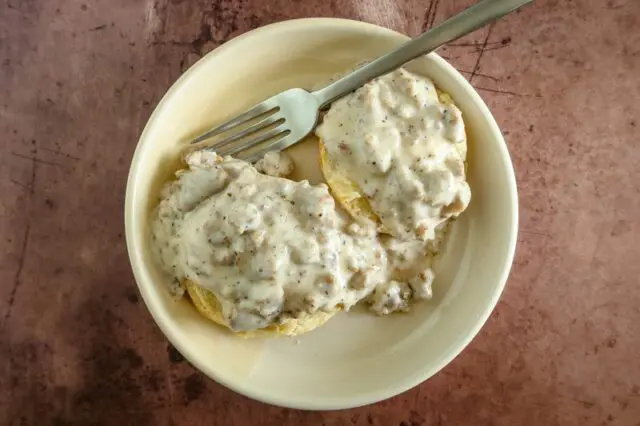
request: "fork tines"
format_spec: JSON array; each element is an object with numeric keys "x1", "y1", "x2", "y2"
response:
[{"x1": 189, "y1": 98, "x2": 290, "y2": 159}]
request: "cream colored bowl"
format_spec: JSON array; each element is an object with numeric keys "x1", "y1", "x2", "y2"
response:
[{"x1": 125, "y1": 18, "x2": 518, "y2": 410}]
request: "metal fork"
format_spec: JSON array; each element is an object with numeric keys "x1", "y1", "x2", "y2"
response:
[{"x1": 190, "y1": 0, "x2": 533, "y2": 162}]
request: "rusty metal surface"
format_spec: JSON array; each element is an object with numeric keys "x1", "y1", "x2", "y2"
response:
[{"x1": 1, "y1": 0, "x2": 639, "y2": 425}]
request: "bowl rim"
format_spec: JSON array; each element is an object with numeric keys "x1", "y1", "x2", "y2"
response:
[{"x1": 125, "y1": 17, "x2": 519, "y2": 410}]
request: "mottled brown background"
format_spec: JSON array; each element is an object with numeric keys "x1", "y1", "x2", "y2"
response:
[{"x1": 1, "y1": 0, "x2": 639, "y2": 425}]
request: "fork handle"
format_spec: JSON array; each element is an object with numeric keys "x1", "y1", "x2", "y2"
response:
[{"x1": 312, "y1": 0, "x2": 533, "y2": 108}]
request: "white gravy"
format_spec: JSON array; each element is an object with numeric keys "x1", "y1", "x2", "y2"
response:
[
  {"x1": 150, "y1": 68, "x2": 472, "y2": 333},
  {"x1": 153, "y1": 151, "x2": 434, "y2": 331},
  {"x1": 316, "y1": 68, "x2": 471, "y2": 241}
]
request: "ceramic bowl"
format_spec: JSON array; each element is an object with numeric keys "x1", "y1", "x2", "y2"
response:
[{"x1": 125, "y1": 18, "x2": 518, "y2": 410}]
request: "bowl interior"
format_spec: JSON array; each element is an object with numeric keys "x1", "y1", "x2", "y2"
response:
[{"x1": 125, "y1": 18, "x2": 517, "y2": 410}]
